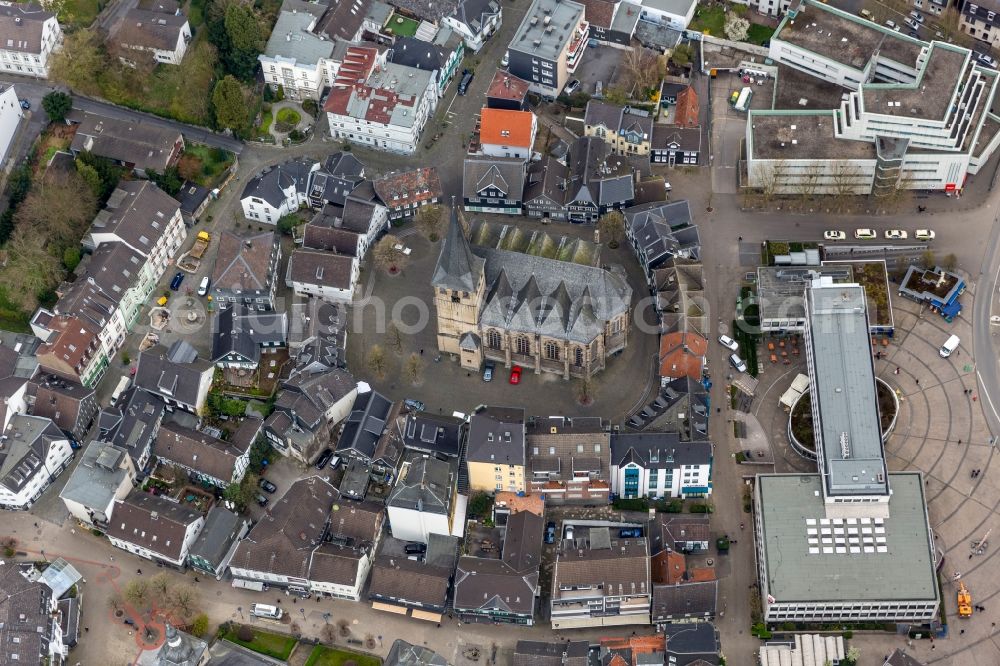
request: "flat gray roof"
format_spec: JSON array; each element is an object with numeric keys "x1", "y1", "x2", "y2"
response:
[
  {"x1": 757, "y1": 473, "x2": 937, "y2": 604},
  {"x1": 862, "y1": 43, "x2": 969, "y2": 121},
  {"x1": 749, "y1": 112, "x2": 877, "y2": 160},
  {"x1": 806, "y1": 282, "x2": 887, "y2": 496},
  {"x1": 773, "y1": 64, "x2": 850, "y2": 111},
  {"x1": 757, "y1": 265, "x2": 854, "y2": 325},
  {"x1": 510, "y1": 0, "x2": 584, "y2": 61},
  {"x1": 264, "y1": 10, "x2": 335, "y2": 62},
  {"x1": 775, "y1": 1, "x2": 921, "y2": 71}
]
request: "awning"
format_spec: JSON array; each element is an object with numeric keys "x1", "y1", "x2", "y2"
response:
[
  {"x1": 411, "y1": 609, "x2": 443, "y2": 623},
  {"x1": 371, "y1": 602, "x2": 408, "y2": 615},
  {"x1": 451, "y1": 493, "x2": 468, "y2": 538}
]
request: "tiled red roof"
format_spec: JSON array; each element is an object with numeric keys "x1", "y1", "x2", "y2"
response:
[
  {"x1": 675, "y1": 87, "x2": 700, "y2": 127},
  {"x1": 325, "y1": 47, "x2": 421, "y2": 125},
  {"x1": 487, "y1": 71, "x2": 530, "y2": 102},
  {"x1": 373, "y1": 167, "x2": 442, "y2": 208}
]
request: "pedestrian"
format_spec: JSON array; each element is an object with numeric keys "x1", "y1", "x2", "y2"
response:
[
  {"x1": 33, "y1": 522, "x2": 38, "y2": 528},
  {"x1": 136, "y1": 569, "x2": 142, "y2": 575},
  {"x1": 959, "y1": 439, "x2": 963, "y2": 444},
  {"x1": 992, "y1": 622, "x2": 996, "y2": 627},
  {"x1": 420, "y1": 349, "x2": 424, "y2": 355},
  {"x1": 895, "y1": 367, "x2": 900, "y2": 375},
  {"x1": 932, "y1": 645, "x2": 936, "y2": 650},
  {"x1": 738, "y1": 236, "x2": 743, "y2": 242},
  {"x1": 84, "y1": 628, "x2": 89, "y2": 633},
  {"x1": 916, "y1": 378, "x2": 920, "y2": 385},
  {"x1": 961, "y1": 629, "x2": 965, "y2": 635}
]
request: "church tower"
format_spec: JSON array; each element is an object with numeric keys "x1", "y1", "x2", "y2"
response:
[{"x1": 431, "y1": 202, "x2": 486, "y2": 370}]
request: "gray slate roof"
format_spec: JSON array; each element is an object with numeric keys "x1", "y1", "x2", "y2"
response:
[
  {"x1": 463, "y1": 156, "x2": 526, "y2": 201},
  {"x1": 59, "y1": 440, "x2": 132, "y2": 516},
  {"x1": 478, "y1": 248, "x2": 631, "y2": 343},
  {"x1": 652, "y1": 581, "x2": 718, "y2": 623},
  {"x1": 389, "y1": 36, "x2": 451, "y2": 72},
  {"x1": 466, "y1": 406, "x2": 525, "y2": 465},
  {"x1": 449, "y1": 0, "x2": 500, "y2": 33},
  {"x1": 336, "y1": 389, "x2": 395, "y2": 461},
  {"x1": 610, "y1": 432, "x2": 712, "y2": 469},
  {"x1": 386, "y1": 640, "x2": 449, "y2": 666},
  {"x1": 240, "y1": 158, "x2": 316, "y2": 208},
  {"x1": 0, "y1": 560, "x2": 55, "y2": 663},
  {"x1": 104, "y1": 387, "x2": 164, "y2": 467},
  {"x1": 188, "y1": 505, "x2": 247, "y2": 570},
  {"x1": 0, "y1": 3, "x2": 55, "y2": 55},
  {"x1": 431, "y1": 205, "x2": 484, "y2": 292},
  {"x1": 624, "y1": 200, "x2": 700, "y2": 268},
  {"x1": 662, "y1": 622, "x2": 720, "y2": 665},
  {"x1": 134, "y1": 344, "x2": 212, "y2": 408},
  {"x1": 107, "y1": 491, "x2": 202, "y2": 561},
  {"x1": 387, "y1": 455, "x2": 452, "y2": 514},
  {"x1": 0, "y1": 415, "x2": 66, "y2": 496}
]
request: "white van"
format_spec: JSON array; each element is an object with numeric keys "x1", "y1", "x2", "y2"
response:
[
  {"x1": 939, "y1": 334, "x2": 960, "y2": 358},
  {"x1": 109, "y1": 376, "x2": 132, "y2": 407},
  {"x1": 250, "y1": 603, "x2": 283, "y2": 620},
  {"x1": 197, "y1": 276, "x2": 210, "y2": 296}
]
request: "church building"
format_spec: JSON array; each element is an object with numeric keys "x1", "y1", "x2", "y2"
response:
[{"x1": 431, "y1": 205, "x2": 632, "y2": 380}]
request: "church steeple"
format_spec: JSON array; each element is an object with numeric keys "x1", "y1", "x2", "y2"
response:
[{"x1": 431, "y1": 198, "x2": 483, "y2": 292}]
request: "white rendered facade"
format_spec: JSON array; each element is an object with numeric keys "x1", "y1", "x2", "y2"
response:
[
  {"x1": 387, "y1": 504, "x2": 451, "y2": 544},
  {"x1": 0, "y1": 6, "x2": 63, "y2": 78},
  {"x1": 108, "y1": 515, "x2": 204, "y2": 567},
  {"x1": 0, "y1": 418, "x2": 73, "y2": 511},
  {"x1": 610, "y1": 460, "x2": 713, "y2": 499},
  {"x1": 0, "y1": 85, "x2": 22, "y2": 164},
  {"x1": 258, "y1": 9, "x2": 335, "y2": 100},
  {"x1": 638, "y1": 0, "x2": 696, "y2": 29}
]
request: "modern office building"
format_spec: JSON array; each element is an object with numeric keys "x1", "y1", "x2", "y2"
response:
[
  {"x1": 803, "y1": 279, "x2": 889, "y2": 510},
  {"x1": 754, "y1": 473, "x2": 938, "y2": 623},
  {"x1": 507, "y1": 0, "x2": 588, "y2": 98},
  {"x1": 745, "y1": 0, "x2": 1000, "y2": 195}
]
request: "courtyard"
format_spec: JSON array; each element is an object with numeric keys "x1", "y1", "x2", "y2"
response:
[{"x1": 345, "y1": 215, "x2": 661, "y2": 420}]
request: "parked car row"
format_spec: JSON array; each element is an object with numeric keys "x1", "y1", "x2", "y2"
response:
[{"x1": 824, "y1": 229, "x2": 935, "y2": 241}]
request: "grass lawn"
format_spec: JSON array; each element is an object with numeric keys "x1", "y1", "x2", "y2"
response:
[
  {"x1": 747, "y1": 23, "x2": 775, "y2": 45},
  {"x1": 276, "y1": 107, "x2": 301, "y2": 125},
  {"x1": 220, "y1": 628, "x2": 296, "y2": 661},
  {"x1": 259, "y1": 111, "x2": 273, "y2": 135},
  {"x1": 305, "y1": 646, "x2": 383, "y2": 666},
  {"x1": 0, "y1": 287, "x2": 31, "y2": 333},
  {"x1": 387, "y1": 12, "x2": 419, "y2": 37},
  {"x1": 181, "y1": 143, "x2": 236, "y2": 188},
  {"x1": 689, "y1": 5, "x2": 725, "y2": 37},
  {"x1": 59, "y1": 0, "x2": 103, "y2": 29}
]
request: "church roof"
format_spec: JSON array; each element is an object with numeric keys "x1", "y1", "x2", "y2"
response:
[
  {"x1": 478, "y1": 250, "x2": 631, "y2": 343},
  {"x1": 431, "y1": 204, "x2": 484, "y2": 292}
]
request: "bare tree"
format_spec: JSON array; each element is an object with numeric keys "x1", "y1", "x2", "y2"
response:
[
  {"x1": 622, "y1": 48, "x2": 666, "y2": 96},
  {"x1": 751, "y1": 160, "x2": 782, "y2": 204},
  {"x1": 373, "y1": 235, "x2": 407, "y2": 274},
  {"x1": 597, "y1": 211, "x2": 626, "y2": 248},
  {"x1": 404, "y1": 353, "x2": 424, "y2": 385},
  {"x1": 386, "y1": 322, "x2": 403, "y2": 355},
  {"x1": 124, "y1": 579, "x2": 150, "y2": 608},
  {"x1": 367, "y1": 344, "x2": 387, "y2": 380},
  {"x1": 829, "y1": 161, "x2": 865, "y2": 212},
  {"x1": 414, "y1": 204, "x2": 444, "y2": 241},
  {"x1": 168, "y1": 585, "x2": 200, "y2": 624},
  {"x1": 150, "y1": 572, "x2": 171, "y2": 597}
]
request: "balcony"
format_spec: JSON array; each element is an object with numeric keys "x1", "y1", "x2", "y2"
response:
[{"x1": 566, "y1": 22, "x2": 590, "y2": 74}]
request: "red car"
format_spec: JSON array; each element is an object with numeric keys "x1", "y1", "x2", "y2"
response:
[{"x1": 509, "y1": 365, "x2": 522, "y2": 384}]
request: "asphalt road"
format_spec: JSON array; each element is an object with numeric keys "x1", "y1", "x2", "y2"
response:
[
  {"x1": 0, "y1": 77, "x2": 245, "y2": 154},
  {"x1": 973, "y1": 211, "x2": 1000, "y2": 435}
]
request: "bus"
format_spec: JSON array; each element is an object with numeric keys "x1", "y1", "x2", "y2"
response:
[{"x1": 735, "y1": 87, "x2": 754, "y2": 112}]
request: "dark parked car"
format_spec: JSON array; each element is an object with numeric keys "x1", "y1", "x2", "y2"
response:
[
  {"x1": 256, "y1": 494, "x2": 269, "y2": 507},
  {"x1": 619, "y1": 527, "x2": 642, "y2": 538},
  {"x1": 259, "y1": 478, "x2": 277, "y2": 494},
  {"x1": 545, "y1": 521, "x2": 557, "y2": 544},
  {"x1": 169, "y1": 271, "x2": 184, "y2": 291},
  {"x1": 404, "y1": 398, "x2": 426, "y2": 411},
  {"x1": 19, "y1": 99, "x2": 30, "y2": 110},
  {"x1": 314, "y1": 448, "x2": 334, "y2": 469},
  {"x1": 404, "y1": 543, "x2": 427, "y2": 555},
  {"x1": 458, "y1": 69, "x2": 474, "y2": 95}
]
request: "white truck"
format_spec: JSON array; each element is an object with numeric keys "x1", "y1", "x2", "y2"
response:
[{"x1": 231, "y1": 578, "x2": 266, "y2": 592}]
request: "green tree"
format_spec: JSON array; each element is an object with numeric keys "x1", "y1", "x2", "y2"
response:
[
  {"x1": 75, "y1": 152, "x2": 123, "y2": 203},
  {"x1": 670, "y1": 43, "x2": 694, "y2": 69},
  {"x1": 212, "y1": 75, "x2": 251, "y2": 136},
  {"x1": 223, "y1": 472, "x2": 260, "y2": 512},
  {"x1": 468, "y1": 492, "x2": 493, "y2": 520},
  {"x1": 63, "y1": 247, "x2": 81, "y2": 272},
  {"x1": 277, "y1": 214, "x2": 300, "y2": 236},
  {"x1": 49, "y1": 29, "x2": 107, "y2": 96},
  {"x1": 190, "y1": 613, "x2": 210, "y2": 637},
  {"x1": 147, "y1": 166, "x2": 183, "y2": 196},
  {"x1": 248, "y1": 437, "x2": 276, "y2": 474},
  {"x1": 41, "y1": 91, "x2": 72, "y2": 123},
  {"x1": 223, "y1": 4, "x2": 265, "y2": 80},
  {"x1": 75, "y1": 161, "x2": 102, "y2": 198}
]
